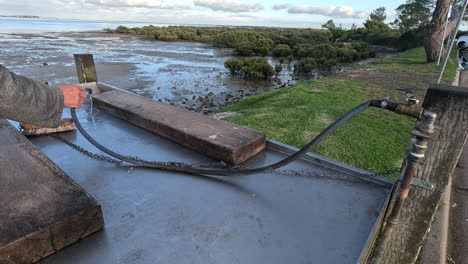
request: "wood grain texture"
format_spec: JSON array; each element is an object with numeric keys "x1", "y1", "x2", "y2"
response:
[
  {"x1": 378, "y1": 84, "x2": 468, "y2": 263},
  {"x1": 0, "y1": 119, "x2": 104, "y2": 264},
  {"x1": 73, "y1": 54, "x2": 97, "y2": 83},
  {"x1": 92, "y1": 90, "x2": 266, "y2": 164}
]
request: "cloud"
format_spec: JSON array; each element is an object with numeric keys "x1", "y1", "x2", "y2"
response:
[
  {"x1": 194, "y1": 0, "x2": 263, "y2": 13},
  {"x1": 275, "y1": 4, "x2": 367, "y2": 19},
  {"x1": 81, "y1": 0, "x2": 190, "y2": 9},
  {"x1": 272, "y1": 4, "x2": 290, "y2": 10}
]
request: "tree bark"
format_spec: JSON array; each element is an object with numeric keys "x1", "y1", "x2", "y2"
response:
[
  {"x1": 425, "y1": 0, "x2": 457, "y2": 62},
  {"x1": 372, "y1": 84, "x2": 468, "y2": 264}
]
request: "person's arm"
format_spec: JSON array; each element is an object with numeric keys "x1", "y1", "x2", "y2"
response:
[{"x1": 0, "y1": 65, "x2": 86, "y2": 127}]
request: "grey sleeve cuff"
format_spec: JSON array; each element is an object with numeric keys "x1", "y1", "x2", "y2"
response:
[{"x1": 41, "y1": 85, "x2": 65, "y2": 128}]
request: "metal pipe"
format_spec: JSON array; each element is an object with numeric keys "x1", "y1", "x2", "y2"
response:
[
  {"x1": 437, "y1": 0, "x2": 468, "y2": 84},
  {"x1": 371, "y1": 111, "x2": 437, "y2": 263}
]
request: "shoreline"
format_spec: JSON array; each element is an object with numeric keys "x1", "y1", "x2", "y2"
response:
[{"x1": 1, "y1": 31, "x2": 397, "y2": 115}]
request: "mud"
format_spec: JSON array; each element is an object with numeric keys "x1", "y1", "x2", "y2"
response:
[{"x1": 0, "y1": 32, "x2": 392, "y2": 114}]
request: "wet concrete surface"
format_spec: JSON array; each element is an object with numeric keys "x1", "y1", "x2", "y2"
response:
[{"x1": 12, "y1": 104, "x2": 392, "y2": 264}]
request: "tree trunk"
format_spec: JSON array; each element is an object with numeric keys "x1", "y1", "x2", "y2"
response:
[
  {"x1": 371, "y1": 84, "x2": 468, "y2": 264},
  {"x1": 425, "y1": 0, "x2": 457, "y2": 62}
]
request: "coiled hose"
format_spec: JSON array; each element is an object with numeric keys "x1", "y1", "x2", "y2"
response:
[{"x1": 71, "y1": 100, "x2": 383, "y2": 176}]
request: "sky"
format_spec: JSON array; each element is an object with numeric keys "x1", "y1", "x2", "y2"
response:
[{"x1": 0, "y1": 0, "x2": 407, "y2": 28}]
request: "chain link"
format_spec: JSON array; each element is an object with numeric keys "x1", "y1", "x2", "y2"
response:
[
  {"x1": 51, "y1": 134, "x2": 123, "y2": 165},
  {"x1": 50, "y1": 133, "x2": 230, "y2": 169},
  {"x1": 50, "y1": 128, "x2": 400, "y2": 178},
  {"x1": 371, "y1": 168, "x2": 401, "y2": 178}
]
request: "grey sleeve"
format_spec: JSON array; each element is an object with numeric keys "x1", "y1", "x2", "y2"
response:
[{"x1": 0, "y1": 65, "x2": 64, "y2": 127}]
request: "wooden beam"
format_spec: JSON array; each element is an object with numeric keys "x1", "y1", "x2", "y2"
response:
[
  {"x1": 0, "y1": 119, "x2": 104, "y2": 264},
  {"x1": 375, "y1": 84, "x2": 468, "y2": 264},
  {"x1": 92, "y1": 90, "x2": 266, "y2": 164},
  {"x1": 74, "y1": 54, "x2": 97, "y2": 83}
]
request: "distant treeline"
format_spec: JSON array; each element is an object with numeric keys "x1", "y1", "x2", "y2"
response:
[
  {"x1": 106, "y1": 25, "x2": 376, "y2": 79},
  {"x1": 0, "y1": 15, "x2": 40, "y2": 18}
]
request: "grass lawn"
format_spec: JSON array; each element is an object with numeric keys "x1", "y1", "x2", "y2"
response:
[{"x1": 219, "y1": 47, "x2": 458, "y2": 179}]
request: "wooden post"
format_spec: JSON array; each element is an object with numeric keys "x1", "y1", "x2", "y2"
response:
[
  {"x1": 74, "y1": 54, "x2": 97, "y2": 83},
  {"x1": 373, "y1": 84, "x2": 467, "y2": 263}
]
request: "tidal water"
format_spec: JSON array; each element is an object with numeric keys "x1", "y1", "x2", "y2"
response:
[{"x1": 0, "y1": 18, "x2": 336, "y2": 113}]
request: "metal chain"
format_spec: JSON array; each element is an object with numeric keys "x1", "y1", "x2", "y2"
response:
[
  {"x1": 51, "y1": 133, "x2": 402, "y2": 178},
  {"x1": 50, "y1": 134, "x2": 123, "y2": 165},
  {"x1": 372, "y1": 168, "x2": 401, "y2": 178},
  {"x1": 50, "y1": 133, "x2": 230, "y2": 169}
]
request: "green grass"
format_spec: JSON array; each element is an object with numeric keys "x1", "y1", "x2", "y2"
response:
[
  {"x1": 370, "y1": 47, "x2": 457, "y2": 81},
  {"x1": 220, "y1": 47, "x2": 457, "y2": 178}
]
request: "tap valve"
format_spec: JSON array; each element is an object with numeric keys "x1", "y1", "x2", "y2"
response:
[{"x1": 396, "y1": 87, "x2": 419, "y2": 105}]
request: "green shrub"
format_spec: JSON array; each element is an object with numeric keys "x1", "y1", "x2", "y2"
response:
[
  {"x1": 396, "y1": 28, "x2": 426, "y2": 51},
  {"x1": 224, "y1": 57, "x2": 274, "y2": 80},
  {"x1": 224, "y1": 58, "x2": 242, "y2": 74},
  {"x1": 252, "y1": 36, "x2": 274, "y2": 56},
  {"x1": 115, "y1": 26, "x2": 131, "y2": 33},
  {"x1": 275, "y1": 64, "x2": 283, "y2": 75},
  {"x1": 295, "y1": 58, "x2": 317, "y2": 73},
  {"x1": 235, "y1": 41, "x2": 254, "y2": 56},
  {"x1": 272, "y1": 44, "x2": 293, "y2": 57}
]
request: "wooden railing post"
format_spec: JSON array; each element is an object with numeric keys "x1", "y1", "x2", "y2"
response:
[
  {"x1": 74, "y1": 54, "x2": 97, "y2": 83},
  {"x1": 372, "y1": 84, "x2": 467, "y2": 263}
]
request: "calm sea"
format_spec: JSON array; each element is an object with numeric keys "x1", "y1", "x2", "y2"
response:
[{"x1": 0, "y1": 17, "x2": 169, "y2": 33}]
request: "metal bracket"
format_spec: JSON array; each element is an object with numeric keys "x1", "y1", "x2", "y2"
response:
[
  {"x1": 396, "y1": 174, "x2": 434, "y2": 190},
  {"x1": 412, "y1": 178, "x2": 434, "y2": 190}
]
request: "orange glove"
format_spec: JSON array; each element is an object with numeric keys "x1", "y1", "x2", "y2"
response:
[{"x1": 58, "y1": 85, "x2": 88, "y2": 109}]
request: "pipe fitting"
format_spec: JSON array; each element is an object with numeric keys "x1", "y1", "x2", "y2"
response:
[
  {"x1": 395, "y1": 104, "x2": 422, "y2": 119},
  {"x1": 418, "y1": 111, "x2": 437, "y2": 134},
  {"x1": 409, "y1": 139, "x2": 428, "y2": 161}
]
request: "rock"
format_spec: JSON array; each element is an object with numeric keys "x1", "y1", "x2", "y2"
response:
[{"x1": 211, "y1": 112, "x2": 242, "y2": 120}]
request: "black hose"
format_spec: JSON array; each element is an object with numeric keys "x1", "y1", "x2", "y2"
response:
[{"x1": 71, "y1": 100, "x2": 379, "y2": 176}]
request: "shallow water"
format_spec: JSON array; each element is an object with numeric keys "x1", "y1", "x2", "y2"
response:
[
  {"x1": 0, "y1": 31, "x2": 300, "y2": 113},
  {"x1": 0, "y1": 17, "x2": 160, "y2": 34}
]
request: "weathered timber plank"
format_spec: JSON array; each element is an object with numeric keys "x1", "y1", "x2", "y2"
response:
[
  {"x1": 0, "y1": 119, "x2": 104, "y2": 264},
  {"x1": 92, "y1": 90, "x2": 266, "y2": 164},
  {"x1": 378, "y1": 84, "x2": 468, "y2": 264},
  {"x1": 74, "y1": 54, "x2": 97, "y2": 83}
]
